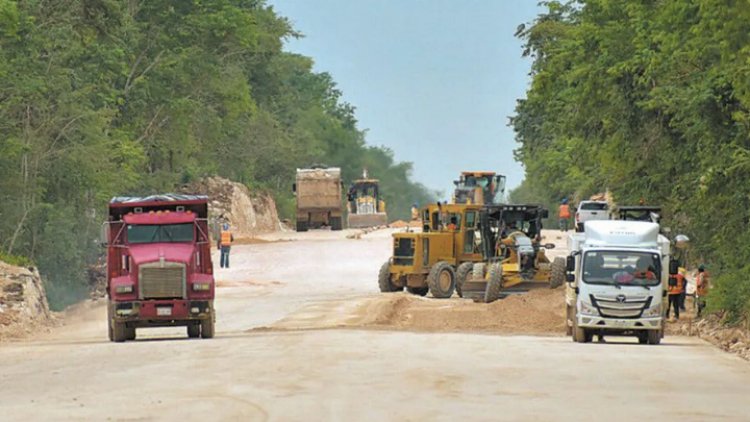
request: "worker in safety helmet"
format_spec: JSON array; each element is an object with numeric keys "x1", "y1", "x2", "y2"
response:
[
  {"x1": 410, "y1": 203, "x2": 419, "y2": 221},
  {"x1": 218, "y1": 222, "x2": 234, "y2": 269},
  {"x1": 695, "y1": 264, "x2": 710, "y2": 317},
  {"x1": 558, "y1": 198, "x2": 571, "y2": 232},
  {"x1": 667, "y1": 269, "x2": 686, "y2": 321}
]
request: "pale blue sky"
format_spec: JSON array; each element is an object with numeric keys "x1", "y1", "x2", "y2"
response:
[{"x1": 268, "y1": 0, "x2": 542, "y2": 196}]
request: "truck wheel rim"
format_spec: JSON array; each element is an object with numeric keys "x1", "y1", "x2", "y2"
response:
[{"x1": 439, "y1": 270, "x2": 452, "y2": 291}]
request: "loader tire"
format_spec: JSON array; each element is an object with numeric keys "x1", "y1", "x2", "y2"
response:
[
  {"x1": 407, "y1": 286, "x2": 429, "y2": 296},
  {"x1": 427, "y1": 262, "x2": 455, "y2": 299},
  {"x1": 330, "y1": 216, "x2": 343, "y2": 231},
  {"x1": 472, "y1": 263, "x2": 486, "y2": 279},
  {"x1": 550, "y1": 257, "x2": 566, "y2": 289},
  {"x1": 455, "y1": 262, "x2": 474, "y2": 298},
  {"x1": 378, "y1": 261, "x2": 401, "y2": 292},
  {"x1": 296, "y1": 221, "x2": 308, "y2": 232},
  {"x1": 483, "y1": 263, "x2": 503, "y2": 303}
]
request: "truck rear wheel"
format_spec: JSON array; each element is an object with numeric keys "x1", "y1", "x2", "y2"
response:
[
  {"x1": 330, "y1": 216, "x2": 343, "y2": 231},
  {"x1": 550, "y1": 257, "x2": 566, "y2": 289},
  {"x1": 647, "y1": 329, "x2": 661, "y2": 345},
  {"x1": 187, "y1": 323, "x2": 200, "y2": 338},
  {"x1": 296, "y1": 221, "x2": 308, "y2": 232},
  {"x1": 378, "y1": 261, "x2": 402, "y2": 292},
  {"x1": 455, "y1": 262, "x2": 474, "y2": 298},
  {"x1": 112, "y1": 321, "x2": 128, "y2": 342},
  {"x1": 427, "y1": 262, "x2": 455, "y2": 299},
  {"x1": 201, "y1": 318, "x2": 215, "y2": 339},
  {"x1": 483, "y1": 263, "x2": 503, "y2": 303}
]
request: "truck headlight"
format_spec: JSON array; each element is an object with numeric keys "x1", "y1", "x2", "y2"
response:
[
  {"x1": 193, "y1": 283, "x2": 211, "y2": 291},
  {"x1": 115, "y1": 285, "x2": 134, "y2": 294},
  {"x1": 643, "y1": 304, "x2": 662, "y2": 317},
  {"x1": 579, "y1": 301, "x2": 598, "y2": 316}
]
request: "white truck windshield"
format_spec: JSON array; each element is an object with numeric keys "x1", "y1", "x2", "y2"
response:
[
  {"x1": 582, "y1": 251, "x2": 661, "y2": 286},
  {"x1": 127, "y1": 224, "x2": 194, "y2": 244}
]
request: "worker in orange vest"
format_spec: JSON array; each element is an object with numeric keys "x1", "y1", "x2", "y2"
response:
[
  {"x1": 558, "y1": 198, "x2": 571, "y2": 232},
  {"x1": 667, "y1": 271, "x2": 686, "y2": 321},
  {"x1": 695, "y1": 264, "x2": 710, "y2": 317},
  {"x1": 218, "y1": 223, "x2": 234, "y2": 269}
]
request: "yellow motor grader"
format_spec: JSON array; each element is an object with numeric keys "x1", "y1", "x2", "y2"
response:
[
  {"x1": 347, "y1": 172, "x2": 388, "y2": 228},
  {"x1": 456, "y1": 204, "x2": 565, "y2": 302},
  {"x1": 378, "y1": 202, "x2": 486, "y2": 297},
  {"x1": 452, "y1": 172, "x2": 506, "y2": 205}
]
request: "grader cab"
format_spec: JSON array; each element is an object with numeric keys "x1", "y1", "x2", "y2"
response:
[
  {"x1": 456, "y1": 204, "x2": 564, "y2": 303},
  {"x1": 378, "y1": 203, "x2": 485, "y2": 298},
  {"x1": 347, "y1": 173, "x2": 388, "y2": 228},
  {"x1": 452, "y1": 172, "x2": 506, "y2": 205}
]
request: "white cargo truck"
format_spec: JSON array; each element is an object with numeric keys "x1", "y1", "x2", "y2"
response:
[{"x1": 564, "y1": 220, "x2": 680, "y2": 344}]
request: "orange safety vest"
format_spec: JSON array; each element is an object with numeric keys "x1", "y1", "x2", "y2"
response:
[
  {"x1": 667, "y1": 273, "x2": 685, "y2": 295},
  {"x1": 696, "y1": 272, "x2": 710, "y2": 297},
  {"x1": 220, "y1": 230, "x2": 232, "y2": 247},
  {"x1": 559, "y1": 204, "x2": 571, "y2": 219}
]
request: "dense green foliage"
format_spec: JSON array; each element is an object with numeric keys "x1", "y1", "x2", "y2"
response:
[
  {"x1": 0, "y1": 0, "x2": 433, "y2": 309},
  {"x1": 512, "y1": 1, "x2": 750, "y2": 321}
]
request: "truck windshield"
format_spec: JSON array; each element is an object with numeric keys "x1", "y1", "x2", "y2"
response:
[
  {"x1": 127, "y1": 224, "x2": 194, "y2": 244},
  {"x1": 582, "y1": 251, "x2": 661, "y2": 286}
]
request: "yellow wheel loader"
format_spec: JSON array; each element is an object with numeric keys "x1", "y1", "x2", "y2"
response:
[
  {"x1": 378, "y1": 203, "x2": 487, "y2": 298},
  {"x1": 347, "y1": 173, "x2": 388, "y2": 228},
  {"x1": 456, "y1": 204, "x2": 562, "y2": 302}
]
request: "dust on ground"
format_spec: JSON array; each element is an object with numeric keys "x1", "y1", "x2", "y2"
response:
[{"x1": 255, "y1": 286, "x2": 566, "y2": 335}]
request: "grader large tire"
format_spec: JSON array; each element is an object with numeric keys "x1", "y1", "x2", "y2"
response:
[
  {"x1": 378, "y1": 261, "x2": 402, "y2": 292},
  {"x1": 455, "y1": 262, "x2": 474, "y2": 298},
  {"x1": 472, "y1": 263, "x2": 486, "y2": 279},
  {"x1": 483, "y1": 263, "x2": 503, "y2": 303},
  {"x1": 407, "y1": 287, "x2": 429, "y2": 296},
  {"x1": 550, "y1": 257, "x2": 566, "y2": 289},
  {"x1": 427, "y1": 262, "x2": 456, "y2": 299}
]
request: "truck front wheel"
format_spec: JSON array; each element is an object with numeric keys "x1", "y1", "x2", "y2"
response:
[
  {"x1": 187, "y1": 323, "x2": 200, "y2": 338},
  {"x1": 112, "y1": 321, "x2": 128, "y2": 342},
  {"x1": 572, "y1": 319, "x2": 590, "y2": 343},
  {"x1": 201, "y1": 318, "x2": 215, "y2": 339},
  {"x1": 647, "y1": 329, "x2": 661, "y2": 345}
]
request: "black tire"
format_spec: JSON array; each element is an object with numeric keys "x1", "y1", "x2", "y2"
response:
[
  {"x1": 107, "y1": 304, "x2": 114, "y2": 341},
  {"x1": 112, "y1": 321, "x2": 127, "y2": 342},
  {"x1": 550, "y1": 257, "x2": 566, "y2": 289},
  {"x1": 427, "y1": 262, "x2": 455, "y2": 299},
  {"x1": 572, "y1": 318, "x2": 590, "y2": 343},
  {"x1": 378, "y1": 260, "x2": 401, "y2": 292},
  {"x1": 638, "y1": 332, "x2": 648, "y2": 344},
  {"x1": 407, "y1": 286, "x2": 429, "y2": 296},
  {"x1": 455, "y1": 262, "x2": 474, "y2": 298},
  {"x1": 330, "y1": 216, "x2": 343, "y2": 231},
  {"x1": 483, "y1": 263, "x2": 503, "y2": 303},
  {"x1": 125, "y1": 326, "x2": 136, "y2": 341},
  {"x1": 576, "y1": 223, "x2": 584, "y2": 232},
  {"x1": 201, "y1": 318, "x2": 215, "y2": 339},
  {"x1": 187, "y1": 323, "x2": 201, "y2": 338},
  {"x1": 296, "y1": 221, "x2": 308, "y2": 232},
  {"x1": 647, "y1": 329, "x2": 661, "y2": 345}
]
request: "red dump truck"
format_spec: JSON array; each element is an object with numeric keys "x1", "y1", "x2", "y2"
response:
[{"x1": 103, "y1": 194, "x2": 215, "y2": 342}]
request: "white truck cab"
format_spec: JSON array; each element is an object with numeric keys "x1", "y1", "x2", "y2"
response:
[{"x1": 565, "y1": 220, "x2": 678, "y2": 344}]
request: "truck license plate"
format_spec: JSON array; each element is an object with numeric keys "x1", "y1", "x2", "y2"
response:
[
  {"x1": 611, "y1": 319, "x2": 628, "y2": 327},
  {"x1": 157, "y1": 306, "x2": 172, "y2": 316}
]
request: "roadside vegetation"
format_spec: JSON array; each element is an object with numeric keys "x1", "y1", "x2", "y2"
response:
[
  {"x1": 0, "y1": 0, "x2": 434, "y2": 309},
  {"x1": 512, "y1": 1, "x2": 750, "y2": 322}
]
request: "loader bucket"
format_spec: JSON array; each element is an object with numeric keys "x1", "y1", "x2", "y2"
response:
[{"x1": 347, "y1": 213, "x2": 388, "y2": 228}]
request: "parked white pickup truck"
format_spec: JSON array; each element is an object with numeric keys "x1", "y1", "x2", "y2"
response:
[{"x1": 575, "y1": 200, "x2": 609, "y2": 232}]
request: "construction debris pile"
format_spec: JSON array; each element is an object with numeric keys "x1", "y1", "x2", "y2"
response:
[
  {"x1": 673, "y1": 314, "x2": 750, "y2": 361},
  {"x1": 0, "y1": 261, "x2": 53, "y2": 339}
]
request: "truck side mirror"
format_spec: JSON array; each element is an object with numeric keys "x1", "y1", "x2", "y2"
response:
[
  {"x1": 669, "y1": 259, "x2": 679, "y2": 275},
  {"x1": 566, "y1": 273, "x2": 575, "y2": 283},
  {"x1": 100, "y1": 222, "x2": 110, "y2": 247},
  {"x1": 566, "y1": 255, "x2": 575, "y2": 272},
  {"x1": 292, "y1": 183, "x2": 296, "y2": 193}
]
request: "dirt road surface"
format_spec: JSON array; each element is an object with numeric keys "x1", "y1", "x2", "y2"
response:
[{"x1": 1, "y1": 229, "x2": 750, "y2": 421}]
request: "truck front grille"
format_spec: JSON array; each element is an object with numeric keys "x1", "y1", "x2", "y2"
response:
[
  {"x1": 591, "y1": 295, "x2": 651, "y2": 319},
  {"x1": 139, "y1": 263, "x2": 186, "y2": 299}
]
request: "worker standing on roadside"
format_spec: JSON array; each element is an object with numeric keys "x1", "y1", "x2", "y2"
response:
[
  {"x1": 678, "y1": 268, "x2": 688, "y2": 312},
  {"x1": 696, "y1": 264, "x2": 710, "y2": 317},
  {"x1": 558, "y1": 198, "x2": 571, "y2": 232},
  {"x1": 666, "y1": 271, "x2": 685, "y2": 321},
  {"x1": 218, "y1": 223, "x2": 234, "y2": 269}
]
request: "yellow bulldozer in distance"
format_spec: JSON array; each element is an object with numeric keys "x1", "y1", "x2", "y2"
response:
[
  {"x1": 347, "y1": 171, "x2": 388, "y2": 228},
  {"x1": 452, "y1": 172, "x2": 506, "y2": 205},
  {"x1": 378, "y1": 202, "x2": 487, "y2": 297},
  {"x1": 457, "y1": 204, "x2": 565, "y2": 302}
]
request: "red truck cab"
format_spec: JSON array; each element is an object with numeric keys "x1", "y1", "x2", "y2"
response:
[{"x1": 104, "y1": 195, "x2": 215, "y2": 342}]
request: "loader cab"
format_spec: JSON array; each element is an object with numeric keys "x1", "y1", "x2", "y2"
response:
[{"x1": 453, "y1": 172, "x2": 506, "y2": 205}]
